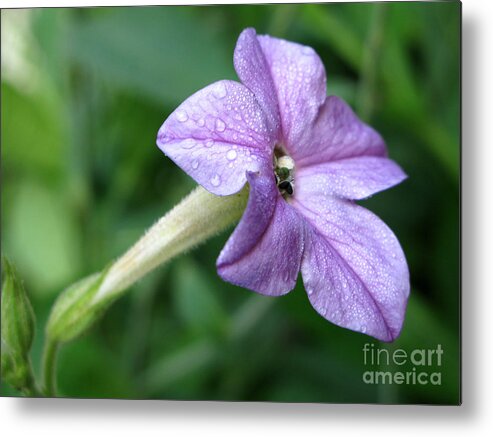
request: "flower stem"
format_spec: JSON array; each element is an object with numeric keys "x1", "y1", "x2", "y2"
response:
[
  {"x1": 42, "y1": 339, "x2": 59, "y2": 397},
  {"x1": 19, "y1": 362, "x2": 43, "y2": 397},
  {"x1": 94, "y1": 185, "x2": 249, "y2": 303},
  {"x1": 40, "y1": 185, "x2": 249, "y2": 395}
]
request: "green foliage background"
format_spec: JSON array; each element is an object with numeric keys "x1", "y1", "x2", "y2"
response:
[{"x1": 1, "y1": 2, "x2": 460, "y2": 404}]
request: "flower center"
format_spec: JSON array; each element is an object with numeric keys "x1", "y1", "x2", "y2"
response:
[{"x1": 274, "y1": 152, "x2": 295, "y2": 198}]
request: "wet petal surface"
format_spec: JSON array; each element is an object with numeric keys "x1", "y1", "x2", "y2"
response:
[
  {"x1": 217, "y1": 170, "x2": 304, "y2": 296},
  {"x1": 296, "y1": 156, "x2": 407, "y2": 200},
  {"x1": 157, "y1": 80, "x2": 275, "y2": 195},
  {"x1": 293, "y1": 177, "x2": 410, "y2": 342},
  {"x1": 254, "y1": 32, "x2": 327, "y2": 153},
  {"x1": 293, "y1": 96, "x2": 387, "y2": 166},
  {"x1": 234, "y1": 28, "x2": 281, "y2": 139}
]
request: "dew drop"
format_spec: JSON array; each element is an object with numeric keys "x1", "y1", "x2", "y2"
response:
[
  {"x1": 226, "y1": 149, "x2": 237, "y2": 161},
  {"x1": 205, "y1": 139, "x2": 214, "y2": 148},
  {"x1": 215, "y1": 118, "x2": 226, "y2": 132},
  {"x1": 197, "y1": 118, "x2": 205, "y2": 127},
  {"x1": 181, "y1": 139, "x2": 195, "y2": 149},
  {"x1": 302, "y1": 46, "x2": 314, "y2": 55},
  {"x1": 213, "y1": 82, "x2": 227, "y2": 99},
  {"x1": 191, "y1": 160, "x2": 199, "y2": 170},
  {"x1": 175, "y1": 109, "x2": 188, "y2": 122},
  {"x1": 210, "y1": 174, "x2": 221, "y2": 187}
]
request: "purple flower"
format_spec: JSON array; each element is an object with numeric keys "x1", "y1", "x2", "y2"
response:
[{"x1": 157, "y1": 28, "x2": 410, "y2": 342}]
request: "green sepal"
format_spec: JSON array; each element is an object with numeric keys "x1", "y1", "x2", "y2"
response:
[{"x1": 46, "y1": 267, "x2": 112, "y2": 344}]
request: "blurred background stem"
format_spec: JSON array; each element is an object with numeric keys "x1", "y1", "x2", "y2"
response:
[
  {"x1": 357, "y1": 2, "x2": 387, "y2": 122},
  {"x1": 267, "y1": 4, "x2": 298, "y2": 37}
]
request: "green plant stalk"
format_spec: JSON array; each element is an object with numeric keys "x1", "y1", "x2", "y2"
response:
[
  {"x1": 42, "y1": 340, "x2": 59, "y2": 397},
  {"x1": 41, "y1": 185, "x2": 249, "y2": 396},
  {"x1": 94, "y1": 184, "x2": 249, "y2": 303}
]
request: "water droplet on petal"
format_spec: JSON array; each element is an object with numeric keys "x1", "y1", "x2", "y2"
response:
[
  {"x1": 191, "y1": 160, "x2": 199, "y2": 169},
  {"x1": 205, "y1": 139, "x2": 214, "y2": 148},
  {"x1": 181, "y1": 139, "x2": 195, "y2": 149},
  {"x1": 226, "y1": 150, "x2": 237, "y2": 161},
  {"x1": 197, "y1": 118, "x2": 205, "y2": 127},
  {"x1": 176, "y1": 109, "x2": 188, "y2": 122},
  {"x1": 210, "y1": 174, "x2": 221, "y2": 187},
  {"x1": 213, "y1": 82, "x2": 227, "y2": 99},
  {"x1": 215, "y1": 118, "x2": 226, "y2": 132},
  {"x1": 302, "y1": 46, "x2": 314, "y2": 55}
]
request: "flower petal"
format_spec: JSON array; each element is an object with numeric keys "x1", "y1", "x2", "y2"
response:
[
  {"x1": 234, "y1": 28, "x2": 281, "y2": 139},
  {"x1": 294, "y1": 96, "x2": 387, "y2": 167},
  {"x1": 157, "y1": 80, "x2": 275, "y2": 195},
  {"x1": 293, "y1": 180, "x2": 410, "y2": 342},
  {"x1": 296, "y1": 156, "x2": 407, "y2": 200},
  {"x1": 217, "y1": 170, "x2": 304, "y2": 296},
  {"x1": 252, "y1": 31, "x2": 327, "y2": 152}
]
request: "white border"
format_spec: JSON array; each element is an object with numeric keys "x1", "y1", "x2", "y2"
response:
[{"x1": 2, "y1": 0, "x2": 493, "y2": 435}]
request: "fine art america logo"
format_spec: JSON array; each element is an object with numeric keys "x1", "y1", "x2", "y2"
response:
[{"x1": 362, "y1": 343, "x2": 443, "y2": 386}]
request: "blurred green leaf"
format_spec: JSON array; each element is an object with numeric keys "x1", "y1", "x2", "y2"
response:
[
  {"x1": 145, "y1": 338, "x2": 217, "y2": 394},
  {"x1": 67, "y1": 7, "x2": 235, "y2": 106},
  {"x1": 3, "y1": 181, "x2": 82, "y2": 295},
  {"x1": 58, "y1": 334, "x2": 133, "y2": 398},
  {"x1": 301, "y1": 4, "x2": 364, "y2": 70},
  {"x1": 1, "y1": 83, "x2": 66, "y2": 183},
  {"x1": 173, "y1": 259, "x2": 227, "y2": 335}
]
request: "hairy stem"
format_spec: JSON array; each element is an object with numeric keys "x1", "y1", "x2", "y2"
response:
[
  {"x1": 41, "y1": 185, "x2": 249, "y2": 395},
  {"x1": 94, "y1": 185, "x2": 249, "y2": 303}
]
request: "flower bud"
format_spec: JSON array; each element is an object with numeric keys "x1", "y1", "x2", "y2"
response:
[{"x1": 1, "y1": 257, "x2": 36, "y2": 391}]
